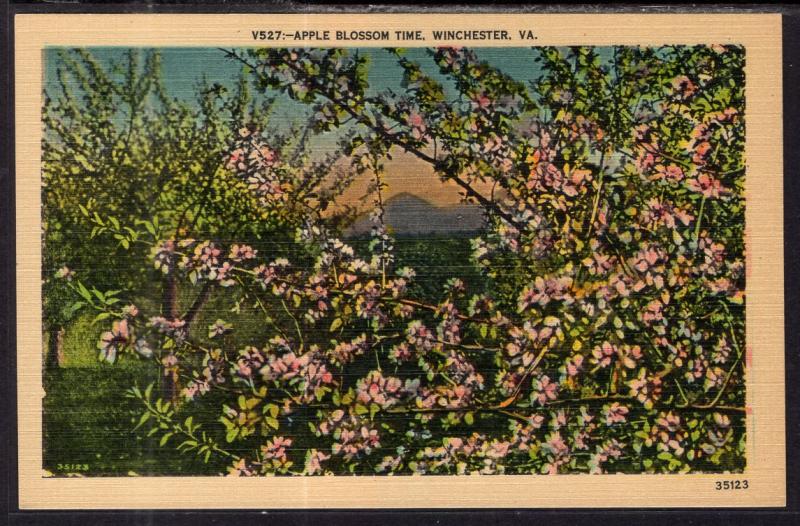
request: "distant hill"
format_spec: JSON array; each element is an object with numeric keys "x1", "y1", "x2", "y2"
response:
[{"x1": 345, "y1": 192, "x2": 487, "y2": 237}]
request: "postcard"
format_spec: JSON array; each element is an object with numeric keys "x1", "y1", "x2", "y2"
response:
[{"x1": 14, "y1": 12, "x2": 785, "y2": 508}]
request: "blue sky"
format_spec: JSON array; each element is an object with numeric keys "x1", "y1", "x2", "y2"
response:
[
  {"x1": 42, "y1": 46, "x2": 559, "y2": 208},
  {"x1": 44, "y1": 46, "x2": 547, "y2": 103}
]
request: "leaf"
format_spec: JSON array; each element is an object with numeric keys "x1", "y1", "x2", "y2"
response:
[
  {"x1": 133, "y1": 411, "x2": 150, "y2": 431},
  {"x1": 329, "y1": 317, "x2": 343, "y2": 332},
  {"x1": 92, "y1": 312, "x2": 111, "y2": 324},
  {"x1": 728, "y1": 294, "x2": 744, "y2": 305},
  {"x1": 159, "y1": 433, "x2": 173, "y2": 447},
  {"x1": 74, "y1": 153, "x2": 94, "y2": 171},
  {"x1": 464, "y1": 412, "x2": 474, "y2": 425},
  {"x1": 76, "y1": 282, "x2": 92, "y2": 301},
  {"x1": 265, "y1": 404, "x2": 279, "y2": 418},
  {"x1": 62, "y1": 301, "x2": 85, "y2": 319}
]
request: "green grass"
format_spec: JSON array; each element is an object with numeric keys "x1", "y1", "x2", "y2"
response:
[
  {"x1": 43, "y1": 361, "x2": 227, "y2": 476},
  {"x1": 55, "y1": 313, "x2": 105, "y2": 367},
  {"x1": 43, "y1": 317, "x2": 225, "y2": 475}
]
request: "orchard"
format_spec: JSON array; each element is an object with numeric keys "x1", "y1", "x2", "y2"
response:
[{"x1": 45, "y1": 45, "x2": 746, "y2": 475}]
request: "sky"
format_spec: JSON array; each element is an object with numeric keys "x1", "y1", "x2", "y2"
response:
[
  {"x1": 45, "y1": 47, "x2": 544, "y2": 98},
  {"x1": 44, "y1": 46, "x2": 547, "y2": 209}
]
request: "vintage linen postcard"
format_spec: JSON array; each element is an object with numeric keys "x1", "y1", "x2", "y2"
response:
[{"x1": 15, "y1": 12, "x2": 784, "y2": 509}]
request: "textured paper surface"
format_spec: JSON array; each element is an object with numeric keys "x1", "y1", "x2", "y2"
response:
[{"x1": 15, "y1": 12, "x2": 784, "y2": 509}]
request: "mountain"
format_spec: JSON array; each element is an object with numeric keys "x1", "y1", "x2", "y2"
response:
[{"x1": 345, "y1": 193, "x2": 487, "y2": 237}]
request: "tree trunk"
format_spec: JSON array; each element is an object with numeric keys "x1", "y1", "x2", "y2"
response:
[
  {"x1": 160, "y1": 270, "x2": 180, "y2": 403},
  {"x1": 46, "y1": 326, "x2": 65, "y2": 369},
  {"x1": 183, "y1": 281, "x2": 214, "y2": 328},
  {"x1": 162, "y1": 269, "x2": 179, "y2": 320}
]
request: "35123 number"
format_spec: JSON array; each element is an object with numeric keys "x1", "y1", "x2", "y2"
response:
[{"x1": 715, "y1": 480, "x2": 748, "y2": 490}]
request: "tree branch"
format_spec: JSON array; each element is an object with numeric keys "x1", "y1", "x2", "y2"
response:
[
  {"x1": 182, "y1": 281, "x2": 215, "y2": 330},
  {"x1": 221, "y1": 48, "x2": 525, "y2": 230}
]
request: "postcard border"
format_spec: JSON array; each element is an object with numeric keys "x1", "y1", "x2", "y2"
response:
[{"x1": 12, "y1": 11, "x2": 786, "y2": 510}]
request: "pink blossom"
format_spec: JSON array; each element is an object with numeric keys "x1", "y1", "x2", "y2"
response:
[
  {"x1": 226, "y1": 458, "x2": 255, "y2": 477},
  {"x1": 55, "y1": 266, "x2": 75, "y2": 281},
  {"x1": 234, "y1": 346, "x2": 266, "y2": 379},
  {"x1": 356, "y1": 370, "x2": 403, "y2": 408},
  {"x1": 470, "y1": 92, "x2": 492, "y2": 110},
  {"x1": 653, "y1": 412, "x2": 686, "y2": 456},
  {"x1": 672, "y1": 75, "x2": 697, "y2": 99},
  {"x1": 642, "y1": 299, "x2": 665, "y2": 325},
  {"x1": 566, "y1": 354, "x2": 584, "y2": 377},
  {"x1": 98, "y1": 319, "x2": 130, "y2": 363},
  {"x1": 629, "y1": 370, "x2": 663, "y2": 409},
  {"x1": 303, "y1": 449, "x2": 331, "y2": 475},
  {"x1": 619, "y1": 345, "x2": 643, "y2": 369},
  {"x1": 542, "y1": 431, "x2": 570, "y2": 474},
  {"x1": 592, "y1": 341, "x2": 617, "y2": 369},
  {"x1": 533, "y1": 375, "x2": 558, "y2": 405},
  {"x1": 407, "y1": 111, "x2": 427, "y2": 139},
  {"x1": 228, "y1": 244, "x2": 257, "y2": 262},
  {"x1": 604, "y1": 402, "x2": 629, "y2": 425},
  {"x1": 262, "y1": 436, "x2": 292, "y2": 463},
  {"x1": 687, "y1": 173, "x2": 726, "y2": 198}
]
